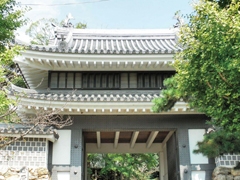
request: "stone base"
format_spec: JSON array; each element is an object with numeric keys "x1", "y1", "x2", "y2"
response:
[
  {"x1": 213, "y1": 167, "x2": 240, "y2": 180},
  {"x1": 0, "y1": 166, "x2": 50, "y2": 180}
]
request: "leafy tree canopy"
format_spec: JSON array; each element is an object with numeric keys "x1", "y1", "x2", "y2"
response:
[
  {"x1": 208, "y1": 0, "x2": 232, "y2": 8},
  {"x1": 0, "y1": 0, "x2": 26, "y2": 120},
  {"x1": 0, "y1": 0, "x2": 26, "y2": 52},
  {"x1": 152, "y1": 0, "x2": 240, "y2": 157},
  {"x1": 88, "y1": 153, "x2": 159, "y2": 179},
  {"x1": 194, "y1": 129, "x2": 240, "y2": 158}
]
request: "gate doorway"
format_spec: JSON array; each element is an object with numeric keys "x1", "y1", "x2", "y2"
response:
[
  {"x1": 83, "y1": 130, "x2": 178, "y2": 180},
  {"x1": 87, "y1": 153, "x2": 159, "y2": 180}
]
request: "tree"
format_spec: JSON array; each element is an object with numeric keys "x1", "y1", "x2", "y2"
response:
[
  {"x1": 0, "y1": 0, "x2": 26, "y2": 119},
  {"x1": 25, "y1": 18, "x2": 87, "y2": 45},
  {"x1": 0, "y1": 0, "x2": 26, "y2": 52},
  {"x1": 208, "y1": 0, "x2": 232, "y2": 8},
  {"x1": 0, "y1": 1, "x2": 73, "y2": 148},
  {"x1": 0, "y1": 109, "x2": 72, "y2": 148},
  {"x1": 25, "y1": 18, "x2": 59, "y2": 46},
  {"x1": 88, "y1": 153, "x2": 159, "y2": 179},
  {"x1": 152, "y1": 0, "x2": 240, "y2": 157}
]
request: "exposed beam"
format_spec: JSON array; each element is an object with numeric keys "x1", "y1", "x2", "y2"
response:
[
  {"x1": 62, "y1": 60, "x2": 67, "y2": 67},
  {"x1": 154, "y1": 61, "x2": 159, "y2": 67},
  {"x1": 146, "y1": 131, "x2": 159, "y2": 148},
  {"x1": 78, "y1": 61, "x2": 81, "y2": 67},
  {"x1": 162, "y1": 131, "x2": 174, "y2": 147},
  {"x1": 132, "y1": 61, "x2": 136, "y2": 68},
  {"x1": 130, "y1": 131, "x2": 139, "y2": 148},
  {"x1": 147, "y1": 61, "x2": 151, "y2": 67},
  {"x1": 96, "y1": 131, "x2": 101, "y2": 148},
  {"x1": 54, "y1": 60, "x2": 59, "y2": 67},
  {"x1": 114, "y1": 131, "x2": 120, "y2": 148},
  {"x1": 46, "y1": 59, "x2": 52, "y2": 67},
  {"x1": 125, "y1": 61, "x2": 128, "y2": 67},
  {"x1": 38, "y1": 59, "x2": 43, "y2": 65}
]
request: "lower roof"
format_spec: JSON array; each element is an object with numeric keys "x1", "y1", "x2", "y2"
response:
[
  {"x1": 0, "y1": 124, "x2": 58, "y2": 142},
  {"x1": 7, "y1": 84, "x2": 199, "y2": 115}
]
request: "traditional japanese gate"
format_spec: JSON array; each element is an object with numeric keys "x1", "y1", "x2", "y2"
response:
[{"x1": 11, "y1": 28, "x2": 215, "y2": 180}]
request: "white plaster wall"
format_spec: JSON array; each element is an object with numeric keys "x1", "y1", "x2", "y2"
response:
[
  {"x1": 52, "y1": 130, "x2": 71, "y2": 165},
  {"x1": 191, "y1": 171, "x2": 206, "y2": 180},
  {"x1": 57, "y1": 172, "x2": 70, "y2": 180},
  {"x1": 188, "y1": 129, "x2": 208, "y2": 164}
]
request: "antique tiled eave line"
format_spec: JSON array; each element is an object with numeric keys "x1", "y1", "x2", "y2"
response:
[
  {"x1": 7, "y1": 84, "x2": 195, "y2": 115},
  {"x1": 0, "y1": 125, "x2": 58, "y2": 142}
]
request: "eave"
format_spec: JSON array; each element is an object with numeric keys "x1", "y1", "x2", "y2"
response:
[{"x1": 8, "y1": 84, "x2": 201, "y2": 115}]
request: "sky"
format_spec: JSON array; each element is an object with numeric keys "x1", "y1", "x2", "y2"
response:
[{"x1": 17, "y1": 0, "x2": 194, "y2": 33}]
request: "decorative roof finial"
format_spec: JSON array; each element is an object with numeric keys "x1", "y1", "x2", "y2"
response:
[
  {"x1": 173, "y1": 11, "x2": 184, "y2": 28},
  {"x1": 63, "y1": 13, "x2": 74, "y2": 28}
]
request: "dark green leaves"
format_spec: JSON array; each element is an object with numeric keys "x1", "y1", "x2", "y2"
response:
[{"x1": 153, "y1": 0, "x2": 240, "y2": 157}]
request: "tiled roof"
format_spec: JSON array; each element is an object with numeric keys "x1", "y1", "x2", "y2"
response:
[
  {"x1": 8, "y1": 85, "x2": 159, "y2": 102},
  {"x1": 8, "y1": 84, "x2": 192, "y2": 114},
  {"x1": 0, "y1": 124, "x2": 58, "y2": 140},
  {"x1": 0, "y1": 127, "x2": 55, "y2": 135},
  {"x1": 18, "y1": 29, "x2": 182, "y2": 54}
]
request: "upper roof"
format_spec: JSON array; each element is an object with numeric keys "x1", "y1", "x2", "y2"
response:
[
  {"x1": 17, "y1": 28, "x2": 182, "y2": 54},
  {"x1": 14, "y1": 28, "x2": 181, "y2": 89}
]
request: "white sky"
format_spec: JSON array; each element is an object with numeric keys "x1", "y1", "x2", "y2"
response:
[{"x1": 17, "y1": 0, "x2": 194, "y2": 34}]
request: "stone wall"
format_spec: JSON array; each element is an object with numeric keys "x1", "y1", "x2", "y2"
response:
[
  {"x1": 213, "y1": 167, "x2": 240, "y2": 180},
  {"x1": 0, "y1": 166, "x2": 50, "y2": 180}
]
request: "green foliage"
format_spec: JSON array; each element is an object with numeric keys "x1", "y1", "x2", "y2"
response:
[
  {"x1": 25, "y1": 18, "x2": 59, "y2": 45},
  {"x1": 208, "y1": 0, "x2": 232, "y2": 8},
  {"x1": 194, "y1": 130, "x2": 240, "y2": 158},
  {"x1": 0, "y1": 0, "x2": 27, "y2": 52},
  {"x1": 153, "y1": 0, "x2": 240, "y2": 131},
  {"x1": 0, "y1": 0, "x2": 26, "y2": 121},
  {"x1": 75, "y1": 22, "x2": 87, "y2": 29},
  {"x1": 152, "y1": 76, "x2": 187, "y2": 112},
  {"x1": 88, "y1": 153, "x2": 159, "y2": 179},
  {"x1": 177, "y1": 0, "x2": 240, "y2": 132},
  {"x1": 10, "y1": 76, "x2": 26, "y2": 88},
  {"x1": 153, "y1": 0, "x2": 240, "y2": 157}
]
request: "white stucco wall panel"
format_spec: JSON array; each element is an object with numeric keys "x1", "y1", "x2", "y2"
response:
[
  {"x1": 188, "y1": 129, "x2": 208, "y2": 164},
  {"x1": 52, "y1": 130, "x2": 71, "y2": 165},
  {"x1": 191, "y1": 171, "x2": 206, "y2": 180}
]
